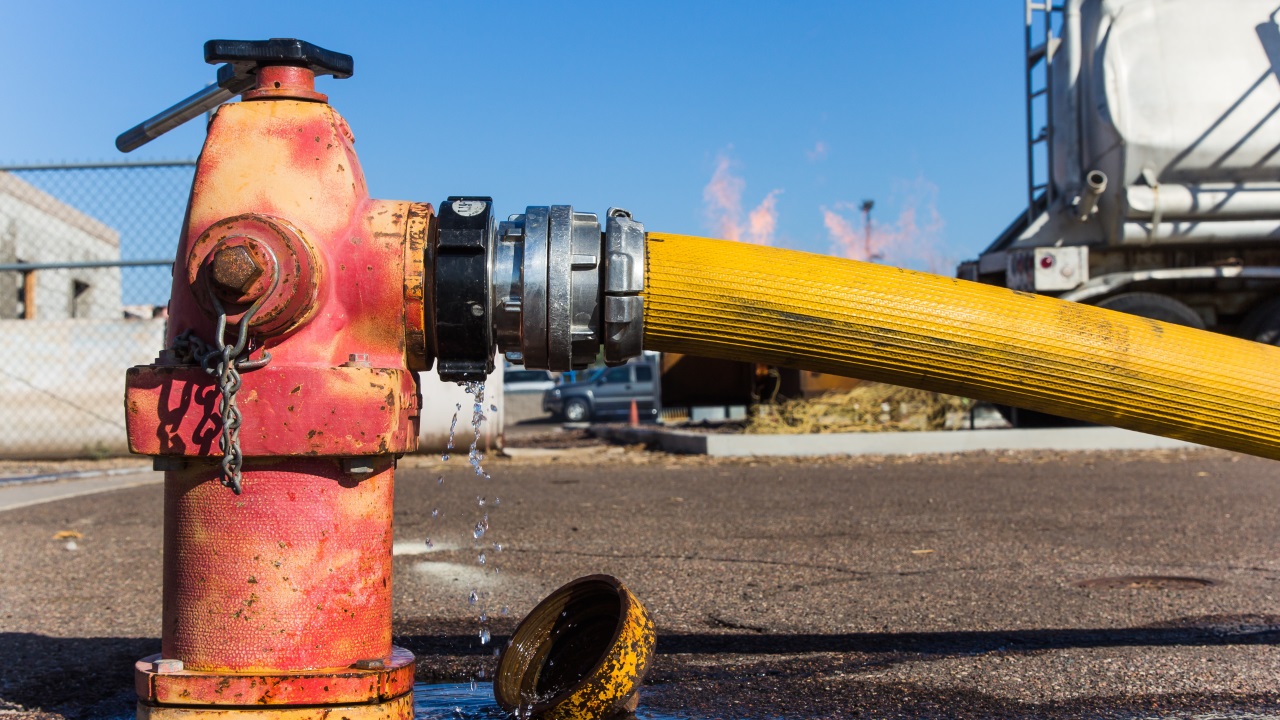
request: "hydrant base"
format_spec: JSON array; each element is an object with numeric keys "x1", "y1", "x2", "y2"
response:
[
  {"x1": 136, "y1": 647, "x2": 415, "y2": 707},
  {"x1": 136, "y1": 692, "x2": 413, "y2": 720}
]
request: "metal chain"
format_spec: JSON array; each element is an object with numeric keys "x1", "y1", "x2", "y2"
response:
[
  {"x1": 170, "y1": 278, "x2": 276, "y2": 494},
  {"x1": 171, "y1": 328, "x2": 214, "y2": 366},
  {"x1": 214, "y1": 315, "x2": 246, "y2": 492}
]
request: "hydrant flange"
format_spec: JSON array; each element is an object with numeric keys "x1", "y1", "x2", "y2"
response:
[{"x1": 135, "y1": 647, "x2": 415, "y2": 706}]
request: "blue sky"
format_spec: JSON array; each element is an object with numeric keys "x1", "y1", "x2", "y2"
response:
[{"x1": 1, "y1": 1, "x2": 1026, "y2": 270}]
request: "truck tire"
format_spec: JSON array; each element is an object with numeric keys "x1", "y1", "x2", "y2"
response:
[
  {"x1": 997, "y1": 292, "x2": 1205, "y2": 428},
  {"x1": 1094, "y1": 292, "x2": 1206, "y2": 329},
  {"x1": 1238, "y1": 296, "x2": 1280, "y2": 345},
  {"x1": 563, "y1": 398, "x2": 591, "y2": 423}
]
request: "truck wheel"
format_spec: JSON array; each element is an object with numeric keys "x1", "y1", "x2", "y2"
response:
[
  {"x1": 1239, "y1": 296, "x2": 1280, "y2": 345},
  {"x1": 1094, "y1": 292, "x2": 1206, "y2": 329},
  {"x1": 563, "y1": 398, "x2": 591, "y2": 423}
]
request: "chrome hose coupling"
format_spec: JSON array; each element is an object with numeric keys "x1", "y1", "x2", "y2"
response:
[{"x1": 432, "y1": 198, "x2": 645, "y2": 381}]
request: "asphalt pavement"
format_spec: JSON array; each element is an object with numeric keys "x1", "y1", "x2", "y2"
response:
[{"x1": 1, "y1": 445, "x2": 1278, "y2": 718}]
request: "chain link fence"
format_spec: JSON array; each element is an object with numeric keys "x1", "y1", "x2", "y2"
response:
[{"x1": 0, "y1": 161, "x2": 195, "y2": 458}]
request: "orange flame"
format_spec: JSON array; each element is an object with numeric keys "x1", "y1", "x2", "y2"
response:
[
  {"x1": 703, "y1": 153, "x2": 783, "y2": 246},
  {"x1": 824, "y1": 177, "x2": 951, "y2": 274}
]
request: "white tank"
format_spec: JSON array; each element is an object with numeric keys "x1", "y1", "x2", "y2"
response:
[
  {"x1": 1079, "y1": 0, "x2": 1280, "y2": 181},
  {"x1": 1079, "y1": 0, "x2": 1280, "y2": 242},
  {"x1": 990, "y1": 0, "x2": 1280, "y2": 258}
]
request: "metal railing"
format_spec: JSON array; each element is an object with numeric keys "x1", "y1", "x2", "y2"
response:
[{"x1": 0, "y1": 160, "x2": 193, "y2": 458}]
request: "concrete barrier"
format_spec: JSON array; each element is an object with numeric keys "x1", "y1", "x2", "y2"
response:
[
  {"x1": 0, "y1": 318, "x2": 165, "y2": 458},
  {"x1": 591, "y1": 424, "x2": 1203, "y2": 457},
  {"x1": 504, "y1": 391, "x2": 550, "y2": 426}
]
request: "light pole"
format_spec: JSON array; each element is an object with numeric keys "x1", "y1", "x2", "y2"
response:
[{"x1": 860, "y1": 199, "x2": 881, "y2": 261}]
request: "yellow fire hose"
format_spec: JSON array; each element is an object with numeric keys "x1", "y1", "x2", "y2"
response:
[{"x1": 642, "y1": 233, "x2": 1280, "y2": 461}]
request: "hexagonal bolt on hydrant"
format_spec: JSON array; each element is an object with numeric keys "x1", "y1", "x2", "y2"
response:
[{"x1": 208, "y1": 244, "x2": 264, "y2": 295}]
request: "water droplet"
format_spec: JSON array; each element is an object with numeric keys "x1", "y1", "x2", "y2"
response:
[
  {"x1": 493, "y1": 543, "x2": 503, "y2": 552},
  {"x1": 431, "y1": 508, "x2": 439, "y2": 518},
  {"x1": 448, "y1": 379, "x2": 505, "y2": 645},
  {"x1": 501, "y1": 606, "x2": 509, "y2": 616},
  {"x1": 459, "y1": 380, "x2": 490, "y2": 478},
  {"x1": 437, "y1": 475, "x2": 444, "y2": 485},
  {"x1": 425, "y1": 537, "x2": 433, "y2": 549},
  {"x1": 443, "y1": 403, "x2": 462, "y2": 461}
]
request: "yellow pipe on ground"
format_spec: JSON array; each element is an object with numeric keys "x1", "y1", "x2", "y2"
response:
[{"x1": 642, "y1": 233, "x2": 1280, "y2": 461}]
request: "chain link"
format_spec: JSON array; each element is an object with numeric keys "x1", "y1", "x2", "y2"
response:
[{"x1": 170, "y1": 278, "x2": 276, "y2": 494}]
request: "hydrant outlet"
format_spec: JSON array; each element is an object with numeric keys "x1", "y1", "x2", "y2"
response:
[
  {"x1": 432, "y1": 198, "x2": 647, "y2": 381},
  {"x1": 187, "y1": 214, "x2": 319, "y2": 336}
]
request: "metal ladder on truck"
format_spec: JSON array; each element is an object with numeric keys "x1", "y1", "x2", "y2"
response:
[{"x1": 1025, "y1": 0, "x2": 1062, "y2": 224}]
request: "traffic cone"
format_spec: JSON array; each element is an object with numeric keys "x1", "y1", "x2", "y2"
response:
[{"x1": 629, "y1": 399, "x2": 640, "y2": 427}]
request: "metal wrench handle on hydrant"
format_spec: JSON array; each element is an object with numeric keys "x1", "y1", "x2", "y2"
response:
[
  {"x1": 116, "y1": 39, "x2": 354, "y2": 152},
  {"x1": 120, "y1": 38, "x2": 645, "y2": 720}
]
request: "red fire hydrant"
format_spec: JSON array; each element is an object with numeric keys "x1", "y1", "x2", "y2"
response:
[
  {"x1": 123, "y1": 39, "x2": 423, "y2": 719},
  {"x1": 119, "y1": 39, "x2": 646, "y2": 719}
]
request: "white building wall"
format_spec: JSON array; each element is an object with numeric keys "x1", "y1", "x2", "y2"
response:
[{"x1": 0, "y1": 171, "x2": 122, "y2": 320}]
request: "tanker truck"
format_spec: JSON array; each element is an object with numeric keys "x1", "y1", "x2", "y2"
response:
[{"x1": 960, "y1": 0, "x2": 1280, "y2": 350}]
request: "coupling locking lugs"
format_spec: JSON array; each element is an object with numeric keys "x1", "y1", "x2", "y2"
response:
[
  {"x1": 482, "y1": 204, "x2": 645, "y2": 374},
  {"x1": 603, "y1": 208, "x2": 645, "y2": 365}
]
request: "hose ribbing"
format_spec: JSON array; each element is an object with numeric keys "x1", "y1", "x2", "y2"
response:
[{"x1": 642, "y1": 233, "x2": 1280, "y2": 460}]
